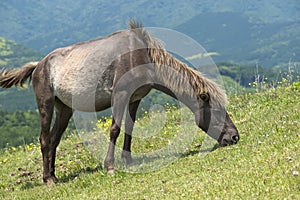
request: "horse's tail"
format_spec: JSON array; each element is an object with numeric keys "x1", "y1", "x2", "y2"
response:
[{"x1": 0, "y1": 61, "x2": 39, "y2": 88}]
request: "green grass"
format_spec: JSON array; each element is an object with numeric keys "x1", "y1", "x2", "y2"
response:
[{"x1": 1, "y1": 84, "x2": 300, "y2": 199}]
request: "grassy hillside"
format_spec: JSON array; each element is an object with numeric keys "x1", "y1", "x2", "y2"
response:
[{"x1": 0, "y1": 83, "x2": 299, "y2": 199}]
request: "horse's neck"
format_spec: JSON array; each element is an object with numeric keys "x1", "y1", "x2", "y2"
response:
[
  {"x1": 154, "y1": 58, "x2": 198, "y2": 95},
  {"x1": 153, "y1": 65, "x2": 199, "y2": 113}
]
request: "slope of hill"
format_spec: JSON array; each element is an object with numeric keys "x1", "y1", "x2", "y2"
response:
[
  {"x1": 0, "y1": 83, "x2": 299, "y2": 198},
  {"x1": 0, "y1": 37, "x2": 42, "y2": 69}
]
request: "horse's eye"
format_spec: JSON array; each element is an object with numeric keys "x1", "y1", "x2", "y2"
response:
[{"x1": 199, "y1": 93, "x2": 210, "y2": 102}]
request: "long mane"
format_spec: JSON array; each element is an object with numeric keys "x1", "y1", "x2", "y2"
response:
[{"x1": 128, "y1": 20, "x2": 228, "y2": 107}]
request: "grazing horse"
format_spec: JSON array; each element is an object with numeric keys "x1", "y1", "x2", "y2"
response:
[{"x1": 0, "y1": 20, "x2": 239, "y2": 184}]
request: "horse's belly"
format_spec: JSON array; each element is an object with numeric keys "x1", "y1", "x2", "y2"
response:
[
  {"x1": 55, "y1": 85, "x2": 112, "y2": 112},
  {"x1": 51, "y1": 57, "x2": 114, "y2": 112}
]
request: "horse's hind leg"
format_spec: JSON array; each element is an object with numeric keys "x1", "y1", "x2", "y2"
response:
[
  {"x1": 34, "y1": 84, "x2": 55, "y2": 184},
  {"x1": 121, "y1": 100, "x2": 141, "y2": 164},
  {"x1": 47, "y1": 99, "x2": 73, "y2": 183},
  {"x1": 37, "y1": 95, "x2": 72, "y2": 184}
]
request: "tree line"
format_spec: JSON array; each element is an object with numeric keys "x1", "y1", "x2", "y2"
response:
[{"x1": 0, "y1": 110, "x2": 40, "y2": 148}]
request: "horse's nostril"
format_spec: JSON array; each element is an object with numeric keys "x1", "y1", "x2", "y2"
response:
[{"x1": 232, "y1": 135, "x2": 239, "y2": 143}]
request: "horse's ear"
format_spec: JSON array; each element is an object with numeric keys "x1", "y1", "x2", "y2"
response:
[{"x1": 199, "y1": 93, "x2": 210, "y2": 102}]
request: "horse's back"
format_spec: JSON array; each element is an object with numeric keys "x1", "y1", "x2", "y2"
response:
[{"x1": 35, "y1": 30, "x2": 148, "y2": 112}]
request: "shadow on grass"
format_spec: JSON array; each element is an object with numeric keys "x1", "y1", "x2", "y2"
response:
[
  {"x1": 58, "y1": 165, "x2": 104, "y2": 184},
  {"x1": 114, "y1": 144, "x2": 220, "y2": 173},
  {"x1": 20, "y1": 182, "x2": 41, "y2": 190},
  {"x1": 36, "y1": 144, "x2": 221, "y2": 185},
  {"x1": 14, "y1": 165, "x2": 103, "y2": 189},
  {"x1": 182, "y1": 143, "x2": 220, "y2": 158}
]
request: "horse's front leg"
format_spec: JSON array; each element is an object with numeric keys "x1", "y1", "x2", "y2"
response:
[
  {"x1": 121, "y1": 100, "x2": 141, "y2": 164},
  {"x1": 104, "y1": 93, "x2": 126, "y2": 174},
  {"x1": 104, "y1": 118, "x2": 121, "y2": 174}
]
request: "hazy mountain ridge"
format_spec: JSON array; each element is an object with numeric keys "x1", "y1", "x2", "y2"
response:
[
  {"x1": 0, "y1": 0, "x2": 206, "y2": 52},
  {"x1": 175, "y1": 12, "x2": 300, "y2": 68},
  {"x1": 1, "y1": 0, "x2": 299, "y2": 58}
]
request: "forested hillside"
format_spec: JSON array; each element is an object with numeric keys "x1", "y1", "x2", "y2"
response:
[
  {"x1": 0, "y1": 37, "x2": 42, "y2": 69},
  {"x1": 0, "y1": 37, "x2": 41, "y2": 146},
  {"x1": 175, "y1": 12, "x2": 300, "y2": 68},
  {"x1": 0, "y1": 110, "x2": 40, "y2": 148},
  {"x1": 0, "y1": 37, "x2": 42, "y2": 111}
]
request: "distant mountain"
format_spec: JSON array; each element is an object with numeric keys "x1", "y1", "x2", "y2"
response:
[
  {"x1": 0, "y1": 0, "x2": 299, "y2": 68},
  {"x1": 0, "y1": 0, "x2": 205, "y2": 52},
  {"x1": 175, "y1": 12, "x2": 300, "y2": 68}
]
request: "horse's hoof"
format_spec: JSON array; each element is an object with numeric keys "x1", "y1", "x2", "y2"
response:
[
  {"x1": 121, "y1": 152, "x2": 133, "y2": 165},
  {"x1": 45, "y1": 176, "x2": 58, "y2": 186},
  {"x1": 107, "y1": 168, "x2": 115, "y2": 175},
  {"x1": 125, "y1": 157, "x2": 133, "y2": 165}
]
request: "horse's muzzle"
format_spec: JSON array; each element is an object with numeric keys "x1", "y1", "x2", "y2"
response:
[{"x1": 219, "y1": 134, "x2": 239, "y2": 146}]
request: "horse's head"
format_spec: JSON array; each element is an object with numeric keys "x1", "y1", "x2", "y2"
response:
[{"x1": 195, "y1": 93, "x2": 239, "y2": 146}]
